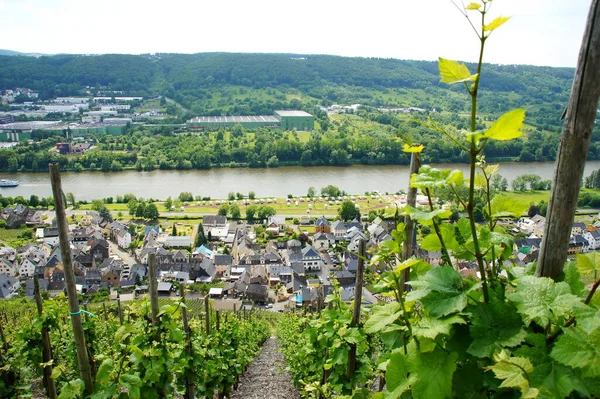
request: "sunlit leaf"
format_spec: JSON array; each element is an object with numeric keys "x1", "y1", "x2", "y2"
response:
[
  {"x1": 488, "y1": 195, "x2": 529, "y2": 219},
  {"x1": 411, "y1": 165, "x2": 464, "y2": 190},
  {"x1": 405, "y1": 206, "x2": 452, "y2": 221},
  {"x1": 482, "y1": 109, "x2": 526, "y2": 141},
  {"x1": 365, "y1": 302, "x2": 403, "y2": 333},
  {"x1": 484, "y1": 164, "x2": 499, "y2": 176},
  {"x1": 438, "y1": 57, "x2": 478, "y2": 84},
  {"x1": 551, "y1": 327, "x2": 600, "y2": 378},
  {"x1": 466, "y1": 2, "x2": 481, "y2": 10},
  {"x1": 487, "y1": 350, "x2": 538, "y2": 398},
  {"x1": 576, "y1": 252, "x2": 600, "y2": 275},
  {"x1": 484, "y1": 16, "x2": 511, "y2": 32},
  {"x1": 402, "y1": 143, "x2": 424, "y2": 153}
]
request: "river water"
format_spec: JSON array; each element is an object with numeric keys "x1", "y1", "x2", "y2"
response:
[{"x1": 2, "y1": 161, "x2": 600, "y2": 201}]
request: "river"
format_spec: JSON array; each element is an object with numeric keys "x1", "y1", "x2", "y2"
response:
[{"x1": 2, "y1": 161, "x2": 600, "y2": 201}]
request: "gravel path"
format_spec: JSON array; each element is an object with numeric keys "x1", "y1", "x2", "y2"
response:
[{"x1": 230, "y1": 337, "x2": 301, "y2": 399}]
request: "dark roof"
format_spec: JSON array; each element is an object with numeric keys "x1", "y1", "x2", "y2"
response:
[
  {"x1": 25, "y1": 278, "x2": 49, "y2": 298},
  {"x1": 203, "y1": 215, "x2": 227, "y2": 226},
  {"x1": 515, "y1": 238, "x2": 543, "y2": 248},
  {"x1": 0, "y1": 274, "x2": 18, "y2": 298},
  {"x1": 245, "y1": 283, "x2": 267, "y2": 298},
  {"x1": 214, "y1": 254, "x2": 233, "y2": 265},
  {"x1": 315, "y1": 216, "x2": 330, "y2": 227}
]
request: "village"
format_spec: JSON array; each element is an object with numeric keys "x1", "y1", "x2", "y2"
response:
[{"x1": 0, "y1": 196, "x2": 597, "y2": 310}]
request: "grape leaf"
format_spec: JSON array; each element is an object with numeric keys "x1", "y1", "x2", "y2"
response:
[
  {"x1": 438, "y1": 57, "x2": 478, "y2": 84},
  {"x1": 407, "y1": 267, "x2": 467, "y2": 317},
  {"x1": 96, "y1": 359, "x2": 114, "y2": 383},
  {"x1": 507, "y1": 276, "x2": 584, "y2": 326},
  {"x1": 576, "y1": 252, "x2": 600, "y2": 275},
  {"x1": 487, "y1": 350, "x2": 539, "y2": 398},
  {"x1": 484, "y1": 16, "x2": 511, "y2": 32},
  {"x1": 561, "y1": 262, "x2": 585, "y2": 296},
  {"x1": 412, "y1": 314, "x2": 466, "y2": 340},
  {"x1": 420, "y1": 224, "x2": 460, "y2": 252},
  {"x1": 466, "y1": 2, "x2": 481, "y2": 10},
  {"x1": 364, "y1": 302, "x2": 403, "y2": 333},
  {"x1": 550, "y1": 327, "x2": 600, "y2": 378},
  {"x1": 405, "y1": 206, "x2": 452, "y2": 221},
  {"x1": 488, "y1": 195, "x2": 529, "y2": 219},
  {"x1": 402, "y1": 144, "x2": 424, "y2": 153},
  {"x1": 468, "y1": 299, "x2": 527, "y2": 358},
  {"x1": 482, "y1": 109, "x2": 526, "y2": 141},
  {"x1": 410, "y1": 165, "x2": 463, "y2": 189},
  {"x1": 410, "y1": 347, "x2": 458, "y2": 399}
]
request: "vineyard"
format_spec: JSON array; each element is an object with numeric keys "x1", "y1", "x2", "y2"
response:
[{"x1": 0, "y1": 294, "x2": 272, "y2": 398}]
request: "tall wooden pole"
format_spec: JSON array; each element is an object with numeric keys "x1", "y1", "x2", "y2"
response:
[
  {"x1": 537, "y1": 0, "x2": 600, "y2": 279},
  {"x1": 204, "y1": 295, "x2": 211, "y2": 335},
  {"x1": 347, "y1": 239, "x2": 365, "y2": 381},
  {"x1": 179, "y1": 284, "x2": 194, "y2": 399},
  {"x1": 402, "y1": 153, "x2": 419, "y2": 289},
  {"x1": 148, "y1": 253, "x2": 159, "y2": 324},
  {"x1": 34, "y1": 276, "x2": 57, "y2": 399},
  {"x1": 49, "y1": 163, "x2": 93, "y2": 395}
]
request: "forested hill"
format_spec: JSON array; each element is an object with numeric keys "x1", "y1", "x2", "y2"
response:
[{"x1": 0, "y1": 53, "x2": 574, "y2": 116}]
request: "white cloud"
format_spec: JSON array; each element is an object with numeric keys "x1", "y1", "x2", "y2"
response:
[{"x1": 0, "y1": 0, "x2": 590, "y2": 67}]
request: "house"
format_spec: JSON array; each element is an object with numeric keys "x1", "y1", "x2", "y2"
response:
[
  {"x1": 0, "y1": 274, "x2": 18, "y2": 298},
  {"x1": 214, "y1": 254, "x2": 233, "y2": 278},
  {"x1": 25, "y1": 278, "x2": 49, "y2": 298},
  {"x1": 331, "y1": 220, "x2": 348, "y2": 237},
  {"x1": 85, "y1": 269, "x2": 102, "y2": 288},
  {"x1": 297, "y1": 287, "x2": 321, "y2": 309},
  {"x1": 117, "y1": 229, "x2": 132, "y2": 249},
  {"x1": 334, "y1": 270, "x2": 355, "y2": 286},
  {"x1": 568, "y1": 235, "x2": 589, "y2": 254},
  {"x1": 25, "y1": 210, "x2": 43, "y2": 227},
  {"x1": 0, "y1": 260, "x2": 16, "y2": 276},
  {"x1": 313, "y1": 232, "x2": 336, "y2": 250},
  {"x1": 245, "y1": 283, "x2": 268, "y2": 303},
  {"x1": 301, "y1": 246, "x2": 321, "y2": 271},
  {"x1": 203, "y1": 215, "x2": 227, "y2": 228},
  {"x1": 164, "y1": 236, "x2": 191, "y2": 248},
  {"x1": 269, "y1": 265, "x2": 292, "y2": 284},
  {"x1": 157, "y1": 282, "x2": 173, "y2": 296},
  {"x1": 572, "y1": 222, "x2": 587, "y2": 236},
  {"x1": 266, "y1": 215, "x2": 286, "y2": 235},
  {"x1": 89, "y1": 239, "x2": 110, "y2": 261},
  {"x1": 584, "y1": 229, "x2": 600, "y2": 250},
  {"x1": 314, "y1": 216, "x2": 331, "y2": 233}
]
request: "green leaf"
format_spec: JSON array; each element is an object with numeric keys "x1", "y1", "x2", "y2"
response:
[
  {"x1": 533, "y1": 362, "x2": 587, "y2": 399},
  {"x1": 420, "y1": 224, "x2": 460, "y2": 252},
  {"x1": 438, "y1": 57, "x2": 478, "y2": 84},
  {"x1": 466, "y1": 2, "x2": 481, "y2": 10},
  {"x1": 402, "y1": 143, "x2": 424, "y2": 153},
  {"x1": 405, "y1": 206, "x2": 452, "y2": 222},
  {"x1": 482, "y1": 109, "x2": 526, "y2": 141},
  {"x1": 58, "y1": 379, "x2": 85, "y2": 399},
  {"x1": 364, "y1": 302, "x2": 403, "y2": 334},
  {"x1": 411, "y1": 165, "x2": 464, "y2": 190},
  {"x1": 573, "y1": 306, "x2": 600, "y2": 334},
  {"x1": 386, "y1": 351, "x2": 409, "y2": 392},
  {"x1": 489, "y1": 195, "x2": 529, "y2": 219},
  {"x1": 407, "y1": 267, "x2": 467, "y2": 317},
  {"x1": 576, "y1": 252, "x2": 600, "y2": 275},
  {"x1": 561, "y1": 262, "x2": 585, "y2": 296},
  {"x1": 487, "y1": 350, "x2": 538, "y2": 398},
  {"x1": 484, "y1": 16, "x2": 511, "y2": 32},
  {"x1": 410, "y1": 347, "x2": 458, "y2": 399},
  {"x1": 119, "y1": 373, "x2": 142, "y2": 398},
  {"x1": 507, "y1": 276, "x2": 584, "y2": 326},
  {"x1": 468, "y1": 299, "x2": 527, "y2": 358},
  {"x1": 96, "y1": 359, "x2": 114, "y2": 383},
  {"x1": 412, "y1": 314, "x2": 466, "y2": 340},
  {"x1": 551, "y1": 327, "x2": 600, "y2": 378}
]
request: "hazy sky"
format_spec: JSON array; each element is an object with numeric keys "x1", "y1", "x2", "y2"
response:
[{"x1": 0, "y1": 0, "x2": 591, "y2": 67}]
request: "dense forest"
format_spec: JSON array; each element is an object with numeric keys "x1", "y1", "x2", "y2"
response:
[
  {"x1": 0, "y1": 53, "x2": 574, "y2": 127},
  {"x1": 1, "y1": 52, "x2": 597, "y2": 170}
]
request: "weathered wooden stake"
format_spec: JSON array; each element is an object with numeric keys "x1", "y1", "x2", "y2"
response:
[
  {"x1": 117, "y1": 298, "x2": 124, "y2": 325},
  {"x1": 148, "y1": 253, "x2": 159, "y2": 324},
  {"x1": 216, "y1": 310, "x2": 220, "y2": 332},
  {"x1": 538, "y1": 0, "x2": 600, "y2": 279},
  {"x1": 102, "y1": 303, "x2": 108, "y2": 321},
  {"x1": 34, "y1": 276, "x2": 57, "y2": 399},
  {"x1": 49, "y1": 163, "x2": 93, "y2": 395},
  {"x1": 180, "y1": 285, "x2": 195, "y2": 399},
  {"x1": 347, "y1": 239, "x2": 365, "y2": 380},
  {"x1": 204, "y1": 295, "x2": 211, "y2": 335},
  {"x1": 402, "y1": 153, "x2": 419, "y2": 289}
]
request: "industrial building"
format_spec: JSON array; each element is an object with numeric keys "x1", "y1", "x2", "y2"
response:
[
  {"x1": 0, "y1": 120, "x2": 129, "y2": 141},
  {"x1": 186, "y1": 110, "x2": 314, "y2": 131}
]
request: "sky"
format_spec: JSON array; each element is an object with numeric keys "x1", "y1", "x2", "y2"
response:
[{"x1": 0, "y1": 0, "x2": 591, "y2": 67}]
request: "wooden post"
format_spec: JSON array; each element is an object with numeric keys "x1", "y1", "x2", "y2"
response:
[
  {"x1": 402, "y1": 153, "x2": 419, "y2": 288},
  {"x1": 34, "y1": 276, "x2": 57, "y2": 399},
  {"x1": 537, "y1": 0, "x2": 600, "y2": 279},
  {"x1": 102, "y1": 303, "x2": 108, "y2": 321},
  {"x1": 204, "y1": 295, "x2": 211, "y2": 335},
  {"x1": 347, "y1": 239, "x2": 365, "y2": 380},
  {"x1": 148, "y1": 253, "x2": 159, "y2": 324},
  {"x1": 0, "y1": 315, "x2": 7, "y2": 353},
  {"x1": 216, "y1": 310, "x2": 220, "y2": 332},
  {"x1": 49, "y1": 163, "x2": 93, "y2": 395},
  {"x1": 180, "y1": 285, "x2": 194, "y2": 399},
  {"x1": 117, "y1": 298, "x2": 124, "y2": 325}
]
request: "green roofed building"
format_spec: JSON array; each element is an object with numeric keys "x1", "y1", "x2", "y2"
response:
[
  {"x1": 274, "y1": 110, "x2": 314, "y2": 131},
  {"x1": 186, "y1": 110, "x2": 314, "y2": 131}
]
